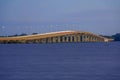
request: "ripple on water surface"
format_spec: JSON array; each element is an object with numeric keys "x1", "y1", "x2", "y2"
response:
[{"x1": 0, "y1": 42, "x2": 120, "y2": 80}]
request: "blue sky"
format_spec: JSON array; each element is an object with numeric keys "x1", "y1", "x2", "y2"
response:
[{"x1": 0, "y1": 0, "x2": 120, "y2": 36}]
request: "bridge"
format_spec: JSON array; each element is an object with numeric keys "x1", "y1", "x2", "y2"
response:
[{"x1": 0, "y1": 31, "x2": 113, "y2": 44}]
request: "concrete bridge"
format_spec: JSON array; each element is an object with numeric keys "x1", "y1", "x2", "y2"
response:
[{"x1": 0, "y1": 31, "x2": 113, "y2": 44}]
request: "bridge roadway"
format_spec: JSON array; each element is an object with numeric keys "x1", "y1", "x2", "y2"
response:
[{"x1": 0, "y1": 31, "x2": 112, "y2": 44}]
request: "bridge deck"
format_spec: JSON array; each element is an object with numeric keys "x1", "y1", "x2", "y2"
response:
[{"x1": 0, "y1": 31, "x2": 113, "y2": 43}]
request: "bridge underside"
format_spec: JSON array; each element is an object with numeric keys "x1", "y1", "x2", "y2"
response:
[{"x1": 0, "y1": 31, "x2": 109, "y2": 44}]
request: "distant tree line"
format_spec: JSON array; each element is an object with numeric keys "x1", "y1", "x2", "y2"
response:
[
  {"x1": 101, "y1": 33, "x2": 120, "y2": 41},
  {"x1": 112, "y1": 33, "x2": 120, "y2": 41},
  {"x1": 0, "y1": 33, "x2": 38, "y2": 37}
]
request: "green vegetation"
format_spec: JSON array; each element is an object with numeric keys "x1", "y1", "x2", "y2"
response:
[
  {"x1": 0, "y1": 33, "x2": 38, "y2": 37},
  {"x1": 101, "y1": 33, "x2": 120, "y2": 41},
  {"x1": 112, "y1": 33, "x2": 120, "y2": 41}
]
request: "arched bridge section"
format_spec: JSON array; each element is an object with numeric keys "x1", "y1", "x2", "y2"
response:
[{"x1": 0, "y1": 31, "x2": 111, "y2": 44}]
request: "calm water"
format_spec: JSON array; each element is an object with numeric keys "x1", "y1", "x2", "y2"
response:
[{"x1": 0, "y1": 42, "x2": 120, "y2": 80}]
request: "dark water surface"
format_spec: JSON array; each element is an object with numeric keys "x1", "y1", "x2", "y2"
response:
[{"x1": 0, "y1": 42, "x2": 120, "y2": 80}]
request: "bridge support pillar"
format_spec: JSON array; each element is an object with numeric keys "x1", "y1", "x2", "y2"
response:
[
  {"x1": 85, "y1": 35, "x2": 88, "y2": 42},
  {"x1": 41, "y1": 38, "x2": 46, "y2": 43},
  {"x1": 95, "y1": 37, "x2": 97, "y2": 42},
  {"x1": 87, "y1": 36, "x2": 90, "y2": 42},
  {"x1": 62, "y1": 36, "x2": 65, "y2": 42},
  {"x1": 89, "y1": 36, "x2": 92, "y2": 42},
  {"x1": 82, "y1": 35, "x2": 85, "y2": 42},
  {"x1": 86, "y1": 35, "x2": 89, "y2": 42},
  {"x1": 94, "y1": 37, "x2": 96, "y2": 42},
  {"x1": 70, "y1": 36, "x2": 73, "y2": 43},
  {"x1": 74, "y1": 35, "x2": 77, "y2": 42},
  {"x1": 47, "y1": 38, "x2": 51, "y2": 43},
  {"x1": 93, "y1": 37, "x2": 96, "y2": 42},
  {"x1": 84, "y1": 35, "x2": 87, "y2": 42},
  {"x1": 57, "y1": 36, "x2": 61, "y2": 43},
  {"x1": 77, "y1": 35, "x2": 80, "y2": 42},
  {"x1": 66, "y1": 36, "x2": 69, "y2": 43},
  {"x1": 52, "y1": 37, "x2": 56, "y2": 43}
]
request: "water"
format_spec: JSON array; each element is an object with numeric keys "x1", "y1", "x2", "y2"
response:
[{"x1": 0, "y1": 42, "x2": 120, "y2": 80}]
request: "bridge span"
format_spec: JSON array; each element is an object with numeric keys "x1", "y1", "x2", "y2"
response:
[{"x1": 0, "y1": 31, "x2": 113, "y2": 44}]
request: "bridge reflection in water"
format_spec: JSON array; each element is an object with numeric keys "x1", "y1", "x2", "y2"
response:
[{"x1": 0, "y1": 31, "x2": 113, "y2": 44}]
